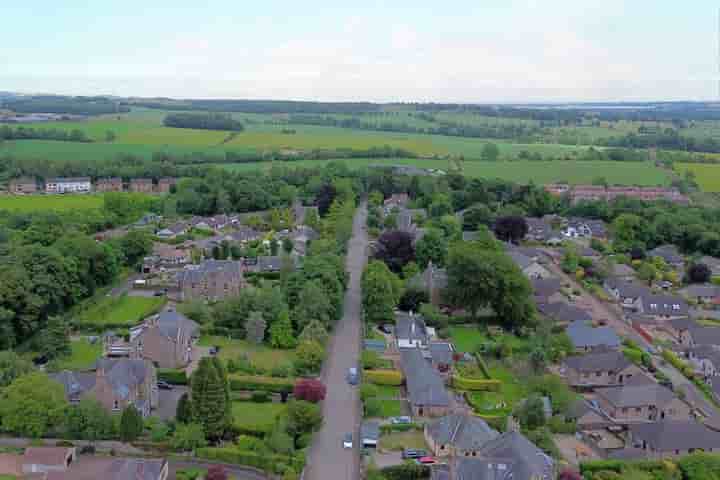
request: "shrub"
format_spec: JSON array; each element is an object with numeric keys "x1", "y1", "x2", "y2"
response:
[
  {"x1": 293, "y1": 379, "x2": 327, "y2": 403},
  {"x1": 361, "y1": 350, "x2": 383, "y2": 370},
  {"x1": 548, "y1": 416, "x2": 577, "y2": 434},
  {"x1": 360, "y1": 384, "x2": 379, "y2": 401},
  {"x1": 381, "y1": 463, "x2": 430, "y2": 480},
  {"x1": 196, "y1": 448, "x2": 304, "y2": 474},
  {"x1": 452, "y1": 376, "x2": 501, "y2": 391},
  {"x1": 158, "y1": 369, "x2": 188, "y2": 385},
  {"x1": 229, "y1": 375, "x2": 294, "y2": 394},
  {"x1": 364, "y1": 369, "x2": 403, "y2": 386},
  {"x1": 250, "y1": 391, "x2": 271, "y2": 403},
  {"x1": 379, "y1": 423, "x2": 421, "y2": 434},
  {"x1": 678, "y1": 452, "x2": 720, "y2": 480}
]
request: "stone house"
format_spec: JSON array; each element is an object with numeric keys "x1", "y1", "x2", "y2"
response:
[
  {"x1": 566, "y1": 399, "x2": 614, "y2": 430},
  {"x1": 156, "y1": 177, "x2": 176, "y2": 194},
  {"x1": 628, "y1": 420, "x2": 720, "y2": 459},
  {"x1": 129, "y1": 178, "x2": 154, "y2": 193},
  {"x1": 176, "y1": 259, "x2": 245, "y2": 301},
  {"x1": 400, "y1": 348, "x2": 450, "y2": 417},
  {"x1": 563, "y1": 350, "x2": 643, "y2": 388},
  {"x1": 132, "y1": 309, "x2": 199, "y2": 369},
  {"x1": 595, "y1": 384, "x2": 690, "y2": 423},
  {"x1": 95, "y1": 177, "x2": 124, "y2": 192},
  {"x1": 9, "y1": 176, "x2": 38, "y2": 194},
  {"x1": 508, "y1": 250, "x2": 551, "y2": 279},
  {"x1": 538, "y1": 302, "x2": 592, "y2": 327},
  {"x1": 566, "y1": 321, "x2": 621, "y2": 352},
  {"x1": 425, "y1": 414, "x2": 498, "y2": 458}
]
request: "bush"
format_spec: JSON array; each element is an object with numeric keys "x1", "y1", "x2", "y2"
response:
[
  {"x1": 250, "y1": 391, "x2": 271, "y2": 403},
  {"x1": 362, "y1": 350, "x2": 384, "y2": 370},
  {"x1": 196, "y1": 448, "x2": 304, "y2": 474},
  {"x1": 548, "y1": 416, "x2": 577, "y2": 434},
  {"x1": 452, "y1": 376, "x2": 501, "y2": 391},
  {"x1": 229, "y1": 375, "x2": 295, "y2": 393},
  {"x1": 158, "y1": 369, "x2": 188, "y2": 385},
  {"x1": 379, "y1": 423, "x2": 422, "y2": 434},
  {"x1": 364, "y1": 369, "x2": 403, "y2": 386},
  {"x1": 381, "y1": 463, "x2": 430, "y2": 480},
  {"x1": 55, "y1": 440, "x2": 74, "y2": 447},
  {"x1": 678, "y1": 452, "x2": 720, "y2": 480}
]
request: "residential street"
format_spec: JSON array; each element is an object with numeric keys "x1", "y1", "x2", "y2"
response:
[{"x1": 305, "y1": 203, "x2": 367, "y2": 480}]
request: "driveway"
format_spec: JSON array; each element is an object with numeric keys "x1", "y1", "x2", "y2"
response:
[
  {"x1": 168, "y1": 460, "x2": 267, "y2": 480},
  {"x1": 305, "y1": 204, "x2": 368, "y2": 480},
  {"x1": 156, "y1": 386, "x2": 189, "y2": 421}
]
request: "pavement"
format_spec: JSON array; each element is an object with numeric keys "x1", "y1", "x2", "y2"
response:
[
  {"x1": 304, "y1": 203, "x2": 368, "y2": 480},
  {"x1": 156, "y1": 385, "x2": 189, "y2": 421}
]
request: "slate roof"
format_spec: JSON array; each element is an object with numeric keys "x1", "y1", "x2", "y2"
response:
[
  {"x1": 361, "y1": 421, "x2": 380, "y2": 441},
  {"x1": 176, "y1": 259, "x2": 243, "y2": 284},
  {"x1": 475, "y1": 431, "x2": 555, "y2": 480},
  {"x1": 429, "y1": 342, "x2": 455, "y2": 365},
  {"x1": 51, "y1": 370, "x2": 96, "y2": 398},
  {"x1": 689, "y1": 344, "x2": 720, "y2": 366},
  {"x1": 106, "y1": 458, "x2": 167, "y2": 480},
  {"x1": 564, "y1": 350, "x2": 631, "y2": 373},
  {"x1": 630, "y1": 420, "x2": 720, "y2": 451},
  {"x1": 395, "y1": 312, "x2": 429, "y2": 344},
  {"x1": 257, "y1": 256, "x2": 283, "y2": 272},
  {"x1": 227, "y1": 226, "x2": 262, "y2": 243},
  {"x1": 23, "y1": 447, "x2": 72, "y2": 467},
  {"x1": 566, "y1": 321, "x2": 621, "y2": 349},
  {"x1": 604, "y1": 278, "x2": 649, "y2": 299},
  {"x1": 427, "y1": 414, "x2": 498, "y2": 450},
  {"x1": 641, "y1": 294, "x2": 689, "y2": 316},
  {"x1": 155, "y1": 309, "x2": 199, "y2": 341},
  {"x1": 400, "y1": 348, "x2": 450, "y2": 407},
  {"x1": 578, "y1": 247, "x2": 601, "y2": 258},
  {"x1": 95, "y1": 358, "x2": 152, "y2": 401},
  {"x1": 538, "y1": 302, "x2": 592, "y2": 324},
  {"x1": 610, "y1": 263, "x2": 636, "y2": 278},
  {"x1": 682, "y1": 284, "x2": 720, "y2": 299},
  {"x1": 508, "y1": 250, "x2": 533, "y2": 270},
  {"x1": 596, "y1": 383, "x2": 677, "y2": 408},
  {"x1": 531, "y1": 277, "x2": 562, "y2": 300},
  {"x1": 688, "y1": 327, "x2": 720, "y2": 347},
  {"x1": 649, "y1": 245, "x2": 684, "y2": 265}
]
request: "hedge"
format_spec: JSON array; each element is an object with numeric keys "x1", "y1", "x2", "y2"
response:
[
  {"x1": 381, "y1": 463, "x2": 430, "y2": 480},
  {"x1": 195, "y1": 448, "x2": 305, "y2": 474},
  {"x1": 580, "y1": 459, "x2": 672, "y2": 476},
  {"x1": 473, "y1": 354, "x2": 492, "y2": 379},
  {"x1": 363, "y1": 369, "x2": 403, "y2": 386},
  {"x1": 158, "y1": 369, "x2": 188, "y2": 385},
  {"x1": 379, "y1": 423, "x2": 422, "y2": 434},
  {"x1": 452, "y1": 376, "x2": 501, "y2": 391},
  {"x1": 229, "y1": 375, "x2": 294, "y2": 393},
  {"x1": 662, "y1": 350, "x2": 695, "y2": 379}
]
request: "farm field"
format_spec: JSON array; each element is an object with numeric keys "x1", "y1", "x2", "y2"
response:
[
  {"x1": 232, "y1": 401, "x2": 287, "y2": 433},
  {"x1": 220, "y1": 158, "x2": 671, "y2": 186},
  {"x1": 0, "y1": 194, "x2": 105, "y2": 212},
  {"x1": 74, "y1": 295, "x2": 166, "y2": 330},
  {"x1": 675, "y1": 162, "x2": 720, "y2": 192}
]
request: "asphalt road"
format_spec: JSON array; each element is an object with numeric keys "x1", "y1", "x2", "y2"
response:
[{"x1": 305, "y1": 203, "x2": 368, "y2": 480}]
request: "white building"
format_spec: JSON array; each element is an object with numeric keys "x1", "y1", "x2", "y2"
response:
[{"x1": 45, "y1": 177, "x2": 92, "y2": 194}]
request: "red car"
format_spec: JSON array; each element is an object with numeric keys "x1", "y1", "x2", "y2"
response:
[{"x1": 417, "y1": 457, "x2": 436, "y2": 465}]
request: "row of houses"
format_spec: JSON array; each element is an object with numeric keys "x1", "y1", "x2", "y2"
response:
[
  {"x1": 8, "y1": 176, "x2": 176, "y2": 194},
  {"x1": 544, "y1": 184, "x2": 689, "y2": 205},
  {"x1": 525, "y1": 216, "x2": 608, "y2": 243}
]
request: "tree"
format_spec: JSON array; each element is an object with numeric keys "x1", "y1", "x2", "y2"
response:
[
  {"x1": 176, "y1": 392, "x2": 193, "y2": 423},
  {"x1": 270, "y1": 309, "x2": 297, "y2": 349},
  {"x1": 292, "y1": 280, "x2": 334, "y2": 330},
  {"x1": 63, "y1": 399, "x2": 115, "y2": 442},
  {"x1": 191, "y1": 357, "x2": 230, "y2": 439},
  {"x1": 374, "y1": 230, "x2": 415, "y2": 273},
  {"x1": 637, "y1": 263, "x2": 658, "y2": 285},
  {"x1": 299, "y1": 319, "x2": 328, "y2": 344},
  {"x1": 286, "y1": 400, "x2": 323, "y2": 438},
  {"x1": 0, "y1": 373, "x2": 67, "y2": 437},
  {"x1": 481, "y1": 142, "x2": 500, "y2": 162},
  {"x1": 282, "y1": 237, "x2": 294, "y2": 254},
  {"x1": 316, "y1": 183, "x2": 337, "y2": 217},
  {"x1": 515, "y1": 395, "x2": 546, "y2": 430},
  {"x1": 170, "y1": 422, "x2": 208, "y2": 451},
  {"x1": 293, "y1": 379, "x2": 327, "y2": 403},
  {"x1": 206, "y1": 465, "x2": 228, "y2": 480},
  {"x1": 613, "y1": 214, "x2": 645, "y2": 250},
  {"x1": 529, "y1": 347, "x2": 548, "y2": 373},
  {"x1": 119, "y1": 405, "x2": 144, "y2": 442},
  {"x1": 558, "y1": 470, "x2": 583, "y2": 480},
  {"x1": 245, "y1": 311, "x2": 267, "y2": 344},
  {"x1": 293, "y1": 340, "x2": 325, "y2": 375},
  {"x1": 398, "y1": 287, "x2": 429, "y2": 312},
  {"x1": 0, "y1": 350, "x2": 33, "y2": 388},
  {"x1": 493, "y1": 216, "x2": 528, "y2": 244},
  {"x1": 362, "y1": 261, "x2": 403, "y2": 324},
  {"x1": 687, "y1": 262, "x2": 712, "y2": 284},
  {"x1": 41, "y1": 316, "x2": 70, "y2": 361},
  {"x1": 118, "y1": 230, "x2": 153, "y2": 266},
  {"x1": 462, "y1": 205, "x2": 494, "y2": 230},
  {"x1": 415, "y1": 229, "x2": 447, "y2": 269}
]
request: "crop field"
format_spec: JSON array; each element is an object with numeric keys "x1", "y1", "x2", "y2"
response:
[
  {"x1": 219, "y1": 157, "x2": 671, "y2": 186},
  {"x1": 675, "y1": 162, "x2": 720, "y2": 192},
  {"x1": 0, "y1": 193, "x2": 105, "y2": 212}
]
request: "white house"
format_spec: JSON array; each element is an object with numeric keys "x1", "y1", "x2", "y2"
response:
[{"x1": 44, "y1": 177, "x2": 92, "y2": 194}]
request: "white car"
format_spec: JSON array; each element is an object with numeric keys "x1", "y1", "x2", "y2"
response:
[{"x1": 343, "y1": 433, "x2": 353, "y2": 449}]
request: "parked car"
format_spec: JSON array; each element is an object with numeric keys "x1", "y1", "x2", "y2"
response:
[
  {"x1": 157, "y1": 380, "x2": 173, "y2": 390},
  {"x1": 381, "y1": 324, "x2": 394, "y2": 334},
  {"x1": 417, "y1": 457, "x2": 436, "y2": 465},
  {"x1": 391, "y1": 416, "x2": 412, "y2": 425},
  {"x1": 209, "y1": 346, "x2": 221, "y2": 355},
  {"x1": 343, "y1": 433, "x2": 353, "y2": 449},
  {"x1": 347, "y1": 367, "x2": 359, "y2": 385},
  {"x1": 402, "y1": 449, "x2": 427, "y2": 460}
]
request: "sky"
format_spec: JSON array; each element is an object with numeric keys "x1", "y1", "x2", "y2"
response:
[{"x1": 2, "y1": 0, "x2": 720, "y2": 103}]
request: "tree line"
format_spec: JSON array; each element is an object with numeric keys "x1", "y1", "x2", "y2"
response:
[
  {"x1": 0, "y1": 125, "x2": 92, "y2": 142},
  {"x1": 2, "y1": 96, "x2": 128, "y2": 115},
  {"x1": 163, "y1": 113, "x2": 245, "y2": 132}
]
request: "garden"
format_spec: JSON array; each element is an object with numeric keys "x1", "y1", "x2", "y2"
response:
[{"x1": 73, "y1": 294, "x2": 165, "y2": 331}]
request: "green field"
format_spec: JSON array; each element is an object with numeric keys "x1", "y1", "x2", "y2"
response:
[
  {"x1": 0, "y1": 194, "x2": 105, "y2": 212},
  {"x1": 675, "y1": 162, "x2": 720, "y2": 192},
  {"x1": 232, "y1": 401, "x2": 287, "y2": 433},
  {"x1": 52, "y1": 338, "x2": 102, "y2": 371},
  {"x1": 198, "y1": 336, "x2": 296, "y2": 370},
  {"x1": 74, "y1": 295, "x2": 166, "y2": 330}
]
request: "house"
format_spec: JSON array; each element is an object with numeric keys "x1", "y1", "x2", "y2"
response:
[
  {"x1": 637, "y1": 293, "x2": 689, "y2": 321},
  {"x1": 395, "y1": 312, "x2": 429, "y2": 349},
  {"x1": 291, "y1": 225, "x2": 320, "y2": 255},
  {"x1": 566, "y1": 321, "x2": 621, "y2": 352},
  {"x1": 595, "y1": 383, "x2": 690, "y2": 423},
  {"x1": 664, "y1": 318, "x2": 699, "y2": 344},
  {"x1": 531, "y1": 277, "x2": 563, "y2": 304},
  {"x1": 45, "y1": 177, "x2": 92, "y2": 194},
  {"x1": 508, "y1": 250, "x2": 551, "y2": 279},
  {"x1": 683, "y1": 326, "x2": 720, "y2": 348},
  {"x1": 129, "y1": 178, "x2": 154, "y2": 193},
  {"x1": 411, "y1": 262, "x2": 448, "y2": 307},
  {"x1": 566, "y1": 399, "x2": 614, "y2": 430},
  {"x1": 9, "y1": 176, "x2": 38, "y2": 194},
  {"x1": 563, "y1": 218, "x2": 607, "y2": 239},
  {"x1": 254, "y1": 255, "x2": 287, "y2": 273},
  {"x1": 131, "y1": 309, "x2": 199, "y2": 369},
  {"x1": 147, "y1": 243, "x2": 191, "y2": 269},
  {"x1": 400, "y1": 348, "x2": 450, "y2": 417},
  {"x1": 700, "y1": 256, "x2": 720, "y2": 279},
  {"x1": 156, "y1": 222, "x2": 188, "y2": 239},
  {"x1": 21, "y1": 447, "x2": 75, "y2": 475},
  {"x1": 649, "y1": 245, "x2": 684, "y2": 269},
  {"x1": 681, "y1": 284, "x2": 720, "y2": 304},
  {"x1": 361, "y1": 421, "x2": 380, "y2": 449},
  {"x1": 226, "y1": 226, "x2": 262, "y2": 244},
  {"x1": 578, "y1": 246, "x2": 602, "y2": 260},
  {"x1": 525, "y1": 217, "x2": 553, "y2": 242},
  {"x1": 538, "y1": 302, "x2": 593, "y2": 326},
  {"x1": 156, "y1": 177, "x2": 176, "y2": 194},
  {"x1": 610, "y1": 263, "x2": 636, "y2": 281},
  {"x1": 687, "y1": 345, "x2": 720, "y2": 378},
  {"x1": 429, "y1": 342, "x2": 455, "y2": 370},
  {"x1": 52, "y1": 358, "x2": 158, "y2": 417},
  {"x1": 95, "y1": 177, "x2": 124, "y2": 192},
  {"x1": 176, "y1": 259, "x2": 245, "y2": 301},
  {"x1": 104, "y1": 458, "x2": 169, "y2": 480},
  {"x1": 563, "y1": 350, "x2": 643, "y2": 388},
  {"x1": 383, "y1": 193, "x2": 409, "y2": 212},
  {"x1": 425, "y1": 414, "x2": 498, "y2": 457},
  {"x1": 628, "y1": 420, "x2": 720, "y2": 458},
  {"x1": 430, "y1": 431, "x2": 555, "y2": 480},
  {"x1": 604, "y1": 278, "x2": 649, "y2": 309}
]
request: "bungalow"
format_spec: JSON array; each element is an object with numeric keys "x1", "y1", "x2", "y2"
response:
[
  {"x1": 508, "y1": 250, "x2": 551, "y2": 279},
  {"x1": 637, "y1": 294, "x2": 689, "y2": 321},
  {"x1": 628, "y1": 420, "x2": 720, "y2": 459},
  {"x1": 566, "y1": 321, "x2": 621, "y2": 352},
  {"x1": 604, "y1": 278, "x2": 649, "y2": 309},
  {"x1": 395, "y1": 312, "x2": 429, "y2": 349},
  {"x1": 95, "y1": 177, "x2": 124, "y2": 192},
  {"x1": 681, "y1": 284, "x2": 720, "y2": 305},
  {"x1": 538, "y1": 302, "x2": 592, "y2": 326},
  {"x1": 425, "y1": 414, "x2": 498, "y2": 457},
  {"x1": 578, "y1": 246, "x2": 602, "y2": 261},
  {"x1": 9, "y1": 176, "x2": 38, "y2": 194},
  {"x1": 563, "y1": 350, "x2": 643, "y2": 388},
  {"x1": 105, "y1": 458, "x2": 169, "y2": 480},
  {"x1": 566, "y1": 399, "x2": 614, "y2": 430},
  {"x1": 531, "y1": 277, "x2": 564, "y2": 304},
  {"x1": 21, "y1": 447, "x2": 76, "y2": 475},
  {"x1": 649, "y1": 245, "x2": 684, "y2": 269},
  {"x1": 400, "y1": 348, "x2": 450, "y2": 417},
  {"x1": 595, "y1": 383, "x2": 690, "y2": 423}
]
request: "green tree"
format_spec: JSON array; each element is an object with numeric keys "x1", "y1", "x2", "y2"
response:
[
  {"x1": 119, "y1": 405, "x2": 144, "y2": 442},
  {"x1": 270, "y1": 309, "x2": 296, "y2": 349},
  {"x1": 286, "y1": 400, "x2": 323, "y2": 438},
  {"x1": 298, "y1": 319, "x2": 328, "y2": 344},
  {"x1": 64, "y1": 399, "x2": 115, "y2": 442},
  {"x1": 612, "y1": 213, "x2": 645, "y2": 250},
  {"x1": 170, "y1": 422, "x2": 208, "y2": 452},
  {"x1": 245, "y1": 311, "x2": 267, "y2": 344},
  {"x1": 40, "y1": 316, "x2": 70, "y2": 361},
  {"x1": 415, "y1": 229, "x2": 448, "y2": 269},
  {"x1": 105, "y1": 130, "x2": 116, "y2": 142},
  {"x1": 293, "y1": 340, "x2": 325, "y2": 375},
  {"x1": 0, "y1": 373, "x2": 67, "y2": 437},
  {"x1": 176, "y1": 392, "x2": 193, "y2": 424},
  {"x1": 637, "y1": 263, "x2": 658, "y2": 285},
  {"x1": 362, "y1": 260, "x2": 403, "y2": 324},
  {"x1": 482, "y1": 142, "x2": 500, "y2": 162},
  {"x1": 0, "y1": 350, "x2": 33, "y2": 388},
  {"x1": 118, "y1": 230, "x2": 153, "y2": 266},
  {"x1": 515, "y1": 395, "x2": 546, "y2": 430},
  {"x1": 191, "y1": 357, "x2": 230, "y2": 439},
  {"x1": 292, "y1": 280, "x2": 333, "y2": 330}
]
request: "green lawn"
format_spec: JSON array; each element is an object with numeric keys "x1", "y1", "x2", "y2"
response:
[
  {"x1": 379, "y1": 431, "x2": 427, "y2": 451},
  {"x1": 0, "y1": 194, "x2": 105, "y2": 212},
  {"x1": 468, "y1": 361, "x2": 528, "y2": 416},
  {"x1": 232, "y1": 401, "x2": 287, "y2": 433},
  {"x1": 448, "y1": 327, "x2": 532, "y2": 355},
  {"x1": 199, "y1": 336, "x2": 296, "y2": 370},
  {"x1": 377, "y1": 400, "x2": 402, "y2": 418},
  {"x1": 374, "y1": 385, "x2": 401, "y2": 399},
  {"x1": 52, "y1": 338, "x2": 102, "y2": 371},
  {"x1": 675, "y1": 162, "x2": 720, "y2": 192},
  {"x1": 74, "y1": 295, "x2": 165, "y2": 330}
]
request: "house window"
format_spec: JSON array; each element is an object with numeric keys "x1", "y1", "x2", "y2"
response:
[{"x1": 113, "y1": 400, "x2": 120, "y2": 411}]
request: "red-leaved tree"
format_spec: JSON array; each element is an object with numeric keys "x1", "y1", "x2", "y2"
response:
[
  {"x1": 206, "y1": 465, "x2": 228, "y2": 480},
  {"x1": 558, "y1": 469, "x2": 582, "y2": 480},
  {"x1": 293, "y1": 378, "x2": 327, "y2": 403}
]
